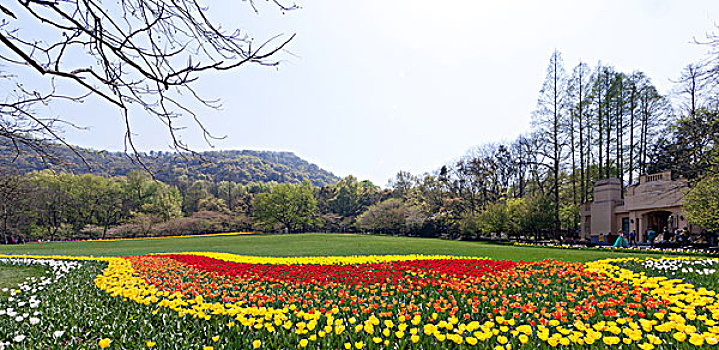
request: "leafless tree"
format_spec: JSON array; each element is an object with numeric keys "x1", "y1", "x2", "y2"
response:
[
  {"x1": 0, "y1": 0, "x2": 298, "y2": 165},
  {"x1": 695, "y1": 26, "x2": 719, "y2": 108},
  {"x1": 675, "y1": 64, "x2": 705, "y2": 116},
  {"x1": 532, "y1": 50, "x2": 568, "y2": 234},
  {"x1": 0, "y1": 71, "x2": 89, "y2": 161}
]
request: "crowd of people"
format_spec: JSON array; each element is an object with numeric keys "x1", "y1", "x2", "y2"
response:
[{"x1": 597, "y1": 227, "x2": 718, "y2": 249}]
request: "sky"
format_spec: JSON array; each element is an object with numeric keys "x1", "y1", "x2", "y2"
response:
[{"x1": 18, "y1": 0, "x2": 719, "y2": 186}]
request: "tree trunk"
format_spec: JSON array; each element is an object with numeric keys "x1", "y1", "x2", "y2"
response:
[
  {"x1": 617, "y1": 77, "x2": 624, "y2": 195},
  {"x1": 598, "y1": 73, "x2": 604, "y2": 179},
  {"x1": 552, "y1": 54, "x2": 561, "y2": 236},
  {"x1": 578, "y1": 69, "x2": 586, "y2": 204},
  {"x1": 570, "y1": 109, "x2": 577, "y2": 230},
  {"x1": 628, "y1": 83, "x2": 636, "y2": 185}
]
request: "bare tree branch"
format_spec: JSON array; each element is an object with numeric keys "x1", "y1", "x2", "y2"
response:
[{"x1": 0, "y1": 0, "x2": 298, "y2": 168}]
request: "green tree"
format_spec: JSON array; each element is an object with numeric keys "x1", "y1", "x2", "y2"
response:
[
  {"x1": 252, "y1": 180, "x2": 318, "y2": 232},
  {"x1": 198, "y1": 196, "x2": 229, "y2": 214},
  {"x1": 0, "y1": 171, "x2": 31, "y2": 243},
  {"x1": 122, "y1": 171, "x2": 183, "y2": 221},
  {"x1": 517, "y1": 195, "x2": 556, "y2": 240},
  {"x1": 684, "y1": 175, "x2": 719, "y2": 231},
  {"x1": 216, "y1": 181, "x2": 247, "y2": 212},
  {"x1": 30, "y1": 170, "x2": 71, "y2": 240},
  {"x1": 329, "y1": 176, "x2": 365, "y2": 218},
  {"x1": 182, "y1": 180, "x2": 213, "y2": 215},
  {"x1": 357, "y1": 198, "x2": 409, "y2": 235},
  {"x1": 477, "y1": 201, "x2": 509, "y2": 236},
  {"x1": 142, "y1": 186, "x2": 183, "y2": 221},
  {"x1": 87, "y1": 176, "x2": 125, "y2": 238},
  {"x1": 461, "y1": 198, "x2": 527, "y2": 239},
  {"x1": 505, "y1": 198, "x2": 528, "y2": 237},
  {"x1": 324, "y1": 176, "x2": 381, "y2": 231},
  {"x1": 559, "y1": 202, "x2": 580, "y2": 235},
  {"x1": 63, "y1": 174, "x2": 113, "y2": 235},
  {"x1": 458, "y1": 211, "x2": 483, "y2": 238}
]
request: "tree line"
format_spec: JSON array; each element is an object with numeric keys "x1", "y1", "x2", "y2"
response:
[
  {"x1": 369, "y1": 38, "x2": 718, "y2": 240},
  {"x1": 0, "y1": 170, "x2": 380, "y2": 242},
  {"x1": 1, "y1": 30, "x2": 718, "y2": 242}
]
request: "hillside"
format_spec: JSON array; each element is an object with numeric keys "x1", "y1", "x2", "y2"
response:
[{"x1": 0, "y1": 143, "x2": 339, "y2": 186}]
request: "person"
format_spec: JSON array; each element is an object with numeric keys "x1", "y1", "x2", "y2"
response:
[
  {"x1": 666, "y1": 229, "x2": 676, "y2": 242},
  {"x1": 655, "y1": 232, "x2": 664, "y2": 245},
  {"x1": 629, "y1": 230, "x2": 636, "y2": 246},
  {"x1": 647, "y1": 228, "x2": 657, "y2": 247},
  {"x1": 613, "y1": 230, "x2": 628, "y2": 248},
  {"x1": 701, "y1": 229, "x2": 709, "y2": 244},
  {"x1": 599, "y1": 232, "x2": 605, "y2": 245}
]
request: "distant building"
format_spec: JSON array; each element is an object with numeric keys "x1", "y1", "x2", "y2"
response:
[{"x1": 580, "y1": 171, "x2": 699, "y2": 243}]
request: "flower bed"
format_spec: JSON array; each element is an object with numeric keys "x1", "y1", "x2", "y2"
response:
[
  {"x1": 514, "y1": 242, "x2": 719, "y2": 257},
  {"x1": 0, "y1": 253, "x2": 718, "y2": 349}
]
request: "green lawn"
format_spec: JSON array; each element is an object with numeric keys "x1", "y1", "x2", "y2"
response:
[{"x1": 0, "y1": 233, "x2": 668, "y2": 262}]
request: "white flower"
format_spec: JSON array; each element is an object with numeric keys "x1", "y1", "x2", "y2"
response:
[
  {"x1": 13, "y1": 335, "x2": 25, "y2": 343},
  {"x1": 14, "y1": 316, "x2": 23, "y2": 322},
  {"x1": 53, "y1": 330, "x2": 65, "y2": 339},
  {"x1": 29, "y1": 317, "x2": 40, "y2": 325}
]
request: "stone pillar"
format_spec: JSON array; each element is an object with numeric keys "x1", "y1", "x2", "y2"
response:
[{"x1": 589, "y1": 178, "x2": 622, "y2": 237}]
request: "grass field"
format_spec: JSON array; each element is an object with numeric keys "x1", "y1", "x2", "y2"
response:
[
  {"x1": 0, "y1": 233, "x2": 713, "y2": 350},
  {"x1": 0, "y1": 233, "x2": 671, "y2": 262}
]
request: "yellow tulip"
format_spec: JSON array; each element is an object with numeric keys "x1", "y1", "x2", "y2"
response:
[{"x1": 673, "y1": 332, "x2": 687, "y2": 342}]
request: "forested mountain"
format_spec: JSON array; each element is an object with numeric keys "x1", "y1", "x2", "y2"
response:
[{"x1": 0, "y1": 143, "x2": 338, "y2": 186}]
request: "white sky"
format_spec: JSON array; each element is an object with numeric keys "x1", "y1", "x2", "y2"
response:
[{"x1": 37, "y1": 0, "x2": 719, "y2": 185}]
